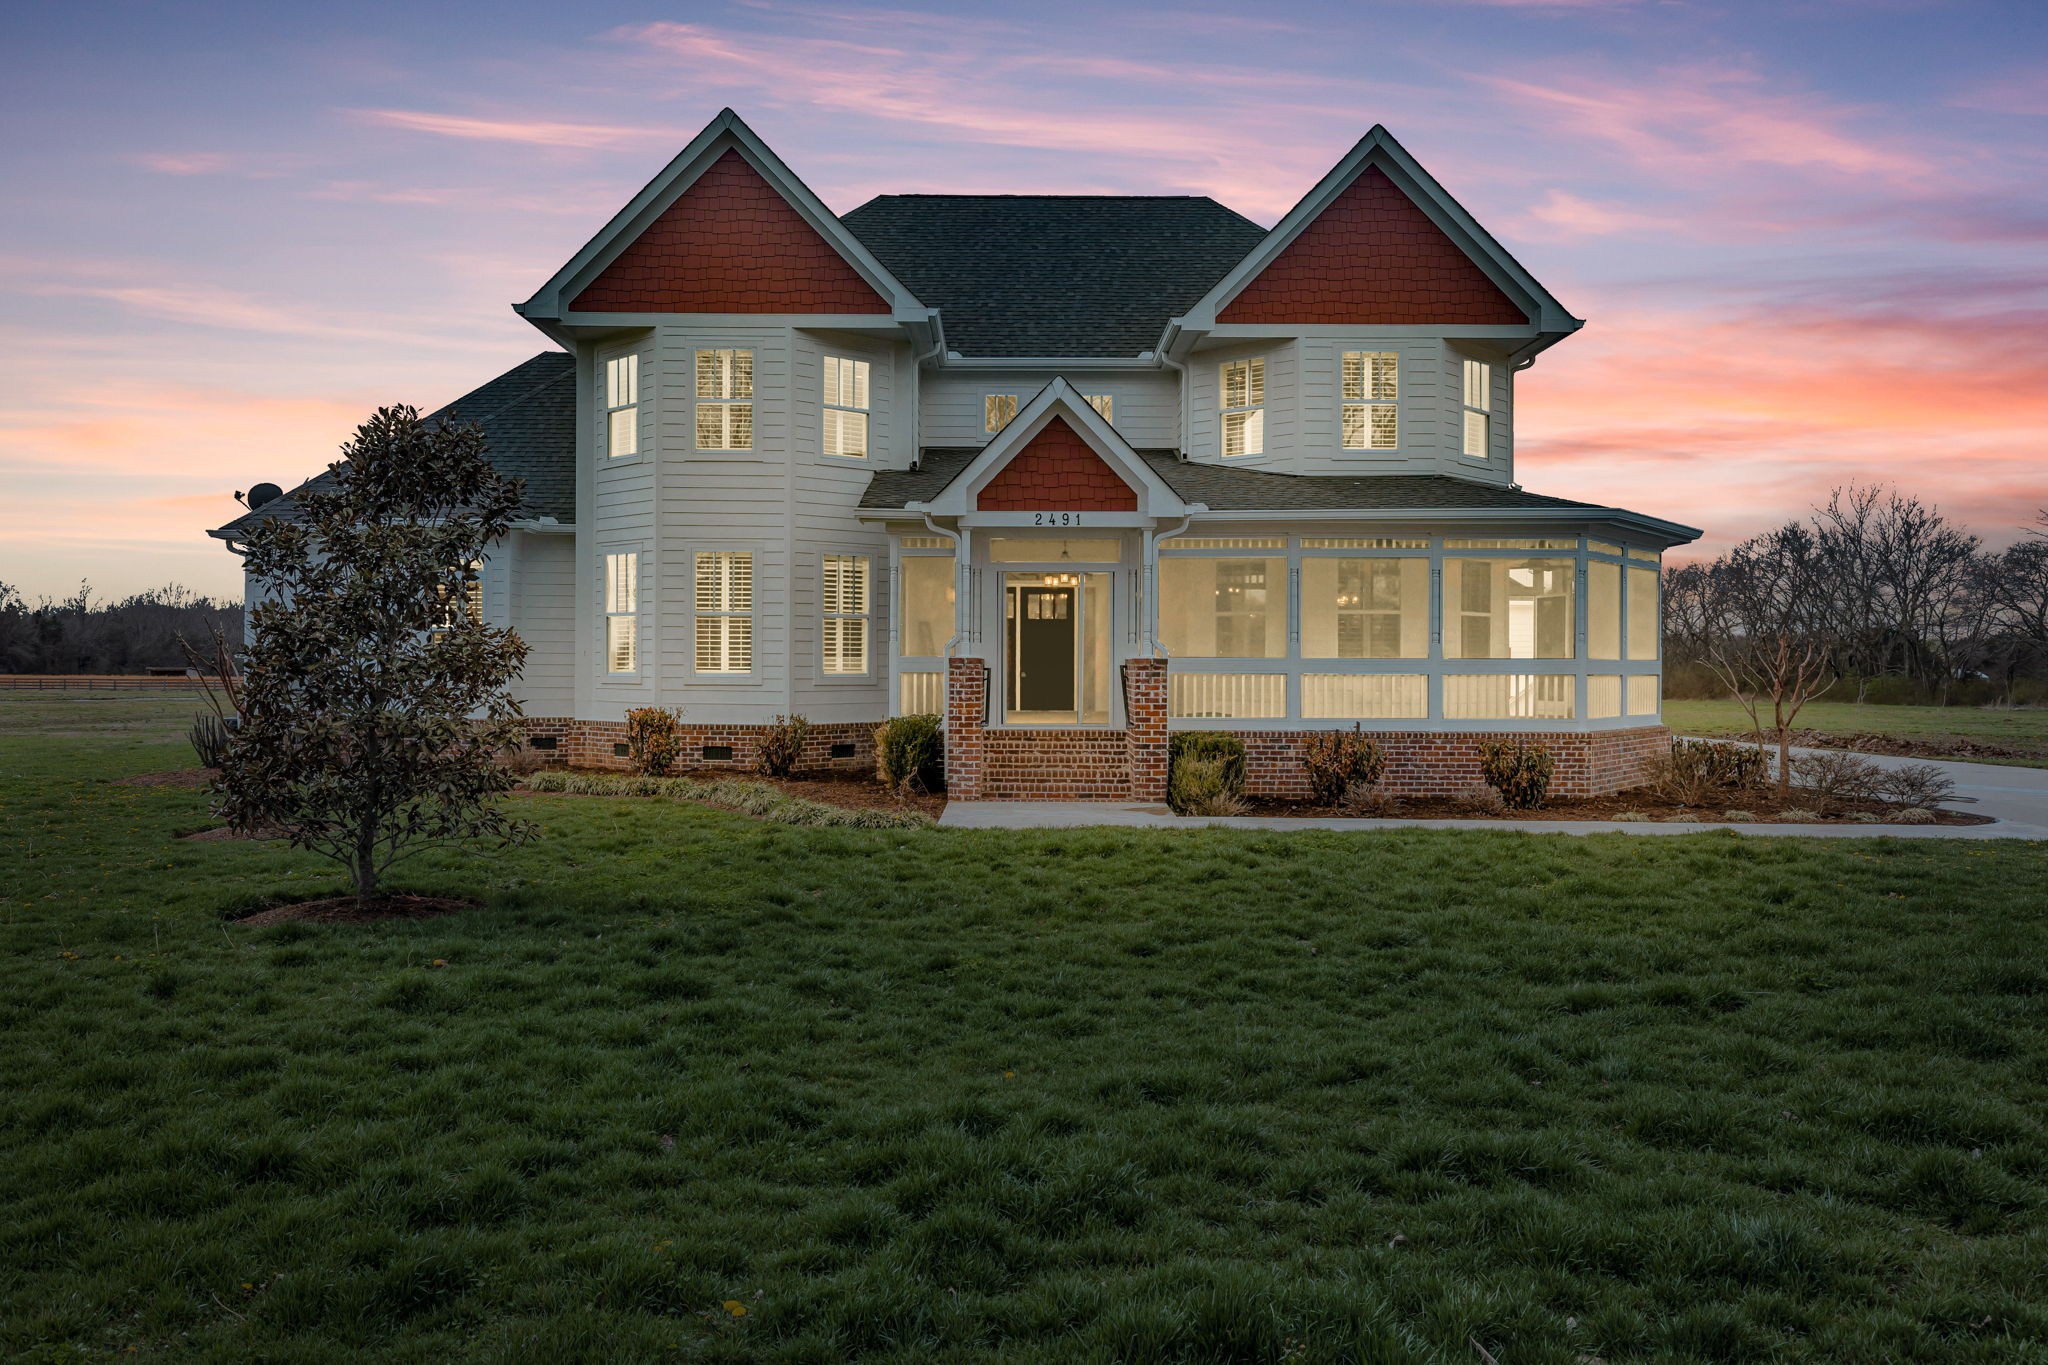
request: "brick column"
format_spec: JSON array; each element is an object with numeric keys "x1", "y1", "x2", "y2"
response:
[
  {"x1": 945, "y1": 657, "x2": 989, "y2": 800},
  {"x1": 1123, "y1": 657, "x2": 1169, "y2": 802}
]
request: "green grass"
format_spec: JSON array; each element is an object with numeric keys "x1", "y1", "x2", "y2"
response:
[
  {"x1": 1667, "y1": 699, "x2": 2048, "y2": 766},
  {"x1": 3, "y1": 695, "x2": 2046, "y2": 1362}
]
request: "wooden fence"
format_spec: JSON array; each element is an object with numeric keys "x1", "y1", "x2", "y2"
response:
[{"x1": 0, "y1": 674, "x2": 205, "y2": 692}]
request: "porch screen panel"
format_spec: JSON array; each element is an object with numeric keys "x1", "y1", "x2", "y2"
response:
[
  {"x1": 1301, "y1": 557, "x2": 1427, "y2": 658},
  {"x1": 1158, "y1": 557, "x2": 1287, "y2": 658},
  {"x1": 1628, "y1": 568, "x2": 1660, "y2": 660},
  {"x1": 1587, "y1": 675, "x2": 1622, "y2": 719},
  {"x1": 1300, "y1": 674, "x2": 1428, "y2": 719},
  {"x1": 1628, "y1": 675, "x2": 1661, "y2": 716},
  {"x1": 898, "y1": 671, "x2": 944, "y2": 715},
  {"x1": 1588, "y1": 560, "x2": 1620, "y2": 660},
  {"x1": 1169, "y1": 673, "x2": 1285, "y2": 719},
  {"x1": 1444, "y1": 674, "x2": 1575, "y2": 720},
  {"x1": 898, "y1": 556, "x2": 955, "y2": 657},
  {"x1": 1441, "y1": 558, "x2": 1576, "y2": 659}
]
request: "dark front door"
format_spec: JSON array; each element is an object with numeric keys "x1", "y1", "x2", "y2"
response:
[{"x1": 1012, "y1": 586, "x2": 1076, "y2": 713}]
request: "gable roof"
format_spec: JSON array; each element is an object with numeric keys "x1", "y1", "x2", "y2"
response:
[
  {"x1": 209, "y1": 351, "x2": 576, "y2": 540},
  {"x1": 840, "y1": 195, "x2": 1268, "y2": 357}
]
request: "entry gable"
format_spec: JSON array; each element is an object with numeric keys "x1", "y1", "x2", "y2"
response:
[
  {"x1": 977, "y1": 418, "x2": 1135, "y2": 512},
  {"x1": 915, "y1": 379, "x2": 1189, "y2": 520}
]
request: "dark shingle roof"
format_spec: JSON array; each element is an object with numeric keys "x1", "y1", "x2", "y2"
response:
[
  {"x1": 858, "y1": 447, "x2": 1608, "y2": 515},
  {"x1": 211, "y1": 352, "x2": 576, "y2": 538},
  {"x1": 840, "y1": 196, "x2": 1269, "y2": 357}
]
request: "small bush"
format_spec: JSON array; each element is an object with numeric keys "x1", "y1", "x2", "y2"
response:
[
  {"x1": 1724, "y1": 809, "x2": 1757, "y2": 823},
  {"x1": 1341, "y1": 783, "x2": 1400, "y2": 818},
  {"x1": 1168, "y1": 732, "x2": 1246, "y2": 814},
  {"x1": 1299, "y1": 726, "x2": 1386, "y2": 805},
  {"x1": 1652, "y1": 740, "x2": 1768, "y2": 804},
  {"x1": 755, "y1": 714, "x2": 810, "y2": 778},
  {"x1": 188, "y1": 713, "x2": 232, "y2": 768},
  {"x1": 1614, "y1": 811, "x2": 1651, "y2": 822},
  {"x1": 1889, "y1": 806, "x2": 1938, "y2": 825},
  {"x1": 1478, "y1": 739, "x2": 1555, "y2": 810},
  {"x1": 625, "y1": 707, "x2": 685, "y2": 777},
  {"x1": 1452, "y1": 784, "x2": 1507, "y2": 816},
  {"x1": 1779, "y1": 807, "x2": 1823, "y2": 823},
  {"x1": 875, "y1": 714, "x2": 944, "y2": 794},
  {"x1": 496, "y1": 744, "x2": 547, "y2": 777},
  {"x1": 1791, "y1": 750, "x2": 1885, "y2": 803},
  {"x1": 1872, "y1": 762, "x2": 1955, "y2": 809}
]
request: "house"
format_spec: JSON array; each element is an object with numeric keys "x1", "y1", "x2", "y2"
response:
[{"x1": 212, "y1": 108, "x2": 1697, "y2": 802}]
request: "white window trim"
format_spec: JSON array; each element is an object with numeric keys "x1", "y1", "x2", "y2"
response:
[
  {"x1": 695, "y1": 348, "x2": 754, "y2": 453},
  {"x1": 822, "y1": 355, "x2": 871, "y2": 461},
  {"x1": 600, "y1": 549, "x2": 643, "y2": 681},
  {"x1": 820, "y1": 551, "x2": 873, "y2": 680},
  {"x1": 692, "y1": 548, "x2": 757, "y2": 679},
  {"x1": 1461, "y1": 357, "x2": 1492, "y2": 461},
  {"x1": 1219, "y1": 357, "x2": 1266, "y2": 459},
  {"x1": 1340, "y1": 351, "x2": 1399, "y2": 453},
  {"x1": 602, "y1": 352, "x2": 641, "y2": 463}
]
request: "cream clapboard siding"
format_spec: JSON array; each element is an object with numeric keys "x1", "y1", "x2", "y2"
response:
[
  {"x1": 1184, "y1": 341, "x2": 1298, "y2": 470},
  {"x1": 1294, "y1": 337, "x2": 1446, "y2": 476},
  {"x1": 920, "y1": 368, "x2": 1178, "y2": 448},
  {"x1": 507, "y1": 531, "x2": 576, "y2": 714}
]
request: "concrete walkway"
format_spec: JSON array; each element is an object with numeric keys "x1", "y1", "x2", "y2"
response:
[{"x1": 939, "y1": 748, "x2": 2048, "y2": 839}]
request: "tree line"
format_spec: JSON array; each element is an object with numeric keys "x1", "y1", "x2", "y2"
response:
[
  {"x1": 0, "y1": 583, "x2": 245, "y2": 674},
  {"x1": 1662, "y1": 486, "x2": 2048, "y2": 706}
]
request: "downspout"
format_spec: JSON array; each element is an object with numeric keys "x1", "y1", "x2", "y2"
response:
[
  {"x1": 915, "y1": 508, "x2": 964, "y2": 657},
  {"x1": 1143, "y1": 511, "x2": 1198, "y2": 659}
]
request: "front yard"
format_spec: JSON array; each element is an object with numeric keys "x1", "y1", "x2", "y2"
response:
[
  {"x1": 2, "y1": 694, "x2": 2045, "y2": 1361},
  {"x1": 1666, "y1": 698, "x2": 2048, "y2": 769}
]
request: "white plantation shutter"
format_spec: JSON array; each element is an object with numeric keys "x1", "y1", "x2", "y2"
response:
[
  {"x1": 984, "y1": 394, "x2": 1018, "y2": 433},
  {"x1": 820, "y1": 553, "x2": 870, "y2": 675},
  {"x1": 1462, "y1": 357, "x2": 1491, "y2": 458},
  {"x1": 1086, "y1": 393, "x2": 1113, "y2": 421},
  {"x1": 695, "y1": 552, "x2": 753, "y2": 673},
  {"x1": 603, "y1": 552, "x2": 638, "y2": 673},
  {"x1": 1341, "y1": 352, "x2": 1397, "y2": 450},
  {"x1": 823, "y1": 356, "x2": 871, "y2": 458},
  {"x1": 695, "y1": 348, "x2": 754, "y2": 450},
  {"x1": 1219, "y1": 358, "x2": 1265, "y2": 457},
  {"x1": 604, "y1": 354, "x2": 638, "y2": 457},
  {"x1": 1463, "y1": 409, "x2": 1489, "y2": 458}
]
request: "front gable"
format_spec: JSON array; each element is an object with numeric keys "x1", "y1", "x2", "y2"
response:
[
  {"x1": 975, "y1": 418, "x2": 1137, "y2": 512},
  {"x1": 1218, "y1": 166, "x2": 1525, "y2": 326}
]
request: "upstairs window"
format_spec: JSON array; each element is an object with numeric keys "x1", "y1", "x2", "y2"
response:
[
  {"x1": 823, "y1": 355, "x2": 869, "y2": 458},
  {"x1": 1219, "y1": 357, "x2": 1265, "y2": 457},
  {"x1": 1086, "y1": 393, "x2": 1113, "y2": 422},
  {"x1": 696, "y1": 349, "x2": 753, "y2": 450},
  {"x1": 603, "y1": 552, "x2": 638, "y2": 674},
  {"x1": 821, "y1": 553, "x2": 870, "y2": 675},
  {"x1": 1341, "y1": 351, "x2": 1398, "y2": 450},
  {"x1": 431, "y1": 560, "x2": 483, "y2": 638},
  {"x1": 984, "y1": 394, "x2": 1018, "y2": 433},
  {"x1": 694, "y1": 551, "x2": 753, "y2": 673},
  {"x1": 605, "y1": 355, "x2": 639, "y2": 458},
  {"x1": 1462, "y1": 358, "x2": 1492, "y2": 458}
]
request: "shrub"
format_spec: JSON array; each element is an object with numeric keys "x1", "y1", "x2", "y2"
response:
[
  {"x1": 1890, "y1": 806, "x2": 1938, "y2": 825},
  {"x1": 189, "y1": 713, "x2": 232, "y2": 769},
  {"x1": 1452, "y1": 784, "x2": 1507, "y2": 816},
  {"x1": 1341, "y1": 784, "x2": 1400, "y2": 818},
  {"x1": 495, "y1": 743, "x2": 547, "y2": 777},
  {"x1": 1724, "y1": 809, "x2": 1757, "y2": 822},
  {"x1": 1300, "y1": 726, "x2": 1386, "y2": 805},
  {"x1": 1871, "y1": 762, "x2": 1955, "y2": 809},
  {"x1": 1791, "y1": 750, "x2": 1885, "y2": 803},
  {"x1": 1478, "y1": 739, "x2": 1555, "y2": 810},
  {"x1": 1168, "y1": 732, "x2": 1246, "y2": 815},
  {"x1": 1779, "y1": 807, "x2": 1823, "y2": 823},
  {"x1": 625, "y1": 707, "x2": 685, "y2": 777},
  {"x1": 875, "y1": 714, "x2": 944, "y2": 794},
  {"x1": 1614, "y1": 811, "x2": 1651, "y2": 822},
  {"x1": 755, "y1": 714, "x2": 810, "y2": 778},
  {"x1": 1649, "y1": 740, "x2": 1769, "y2": 805}
]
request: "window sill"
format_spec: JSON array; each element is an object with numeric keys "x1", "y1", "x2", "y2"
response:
[{"x1": 688, "y1": 673, "x2": 762, "y2": 685}]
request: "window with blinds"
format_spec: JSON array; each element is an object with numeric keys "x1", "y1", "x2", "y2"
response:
[
  {"x1": 694, "y1": 551, "x2": 753, "y2": 673},
  {"x1": 1341, "y1": 351, "x2": 1398, "y2": 450},
  {"x1": 605, "y1": 355, "x2": 638, "y2": 458},
  {"x1": 603, "y1": 552, "x2": 637, "y2": 674},
  {"x1": 1219, "y1": 357, "x2": 1265, "y2": 457},
  {"x1": 695, "y1": 349, "x2": 753, "y2": 450},
  {"x1": 984, "y1": 394, "x2": 1018, "y2": 433},
  {"x1": 1086, "y1": 393, "x2": 1113, "y2": 421},
  {"x1": 821, "y1": 554, "x2": 870, "y2": 675},
  {"x1": 431, "y1": 561, "x2": 483, "y2": 636},
  {"x1": 823, "y1": 355, "x2": 869, "y2": 458},
  {"x1": 1462, "y1": 358, "x2": 1491, "y2": 458}
]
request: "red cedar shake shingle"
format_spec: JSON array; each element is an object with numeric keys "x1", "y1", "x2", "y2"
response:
[
  {"x1": 570, "y1": 150, "x2": 891, "y2": 314},
  {"x1": 1219, "y1": 166, "x2": 1526, "y2": 326},
  {"x1": 975, "y1": 417, "x2": 1137, "y2": 512}
]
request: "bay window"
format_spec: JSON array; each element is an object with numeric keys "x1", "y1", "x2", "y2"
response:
[
  {"x1": 1462, "y1": 358, "x2": 1491, "y2": 458},
  {"x1": 1219, "y1": 357, "x2": 1265, "y2": 457},
  {"x1": 696, "y1": 349, "x2": 753, "y2": 450},
  {"x1": 1341, "y1": 351, "x2": 1398, "y2": 450},
  {"x1": 1442, "y1": 558, "x2": 1575, "y2": 659}
]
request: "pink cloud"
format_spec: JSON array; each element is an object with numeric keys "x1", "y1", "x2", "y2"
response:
[
  {"x1": 348, "y1": 109, "x2": 682, "y2": 150},
  {"x1": 1518, "y1": 188, "x2": 1685, "y2": 239}
]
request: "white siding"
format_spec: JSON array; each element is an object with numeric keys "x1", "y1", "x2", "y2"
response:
[
  {"x1": 1446, "y1": 341, "x2": 1514, "y2": 485},
  {"x1": 1295, "y1": 336, "x2": 1446, "y2": 475},
  {"x1": 508, "y1": 531, "x2": 575, "y2": 714},
  {"x1": 920, "y1": 368, "x2": 1177, "y2": 448},
  {"x1": 1185, "y1": 342, "x2": 1298, "y2": 470}
]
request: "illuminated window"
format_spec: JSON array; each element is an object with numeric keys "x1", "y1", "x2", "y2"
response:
[
  {"x1": 1628, "y1": 567, "x2": 1660, "y2": 660},
  {"x1": 984, "y1": 394, "x2": 1018, "y2": 433},
  {"x1": 898, "y1": 556, "x2": 955, "y2": 657},
  {"x1": 432, "y1": 561, "x2": 483, "y2": 636},
  {"x1": 694, "y1": 552, "x2": 753, "y2": 673},
  {"x1": 1341, "y1": 351, "x2": 1398, "y2": 450},
  {"x1": 821, "y1": 554, "x2": 870, "y2": 675},
  {"x1": 1219, "y1": 357, "x2": 1265, "y2": 457},
  {"x1": 1442, "y1": 558, "x2": 1575, "y2": 659},
  {"x1": 603, "y1": 553, "x2": 637, "y2": 674},
  {"x1": 823, "y1": 356, "x2": 869, "y2": 458},
  {"x1": 1158, "y1": 556, "x2": 1287, "y2": 659},
  {"x1": 695, "y1": 349, "x2": 753, "y2": 450},
  {"x1": 604, "y1": 355, "x2": 638, "y2": 458},
  {"x1": 1086, "y1": 393, "x2": 1113, "y2": 421},
  {"x1": 1589, "y1": 560, "x2": 1620, "y2": 661},
  {"x1": 1462, "y1": 358, "x2": 1491, "y2": 458},
  {"x1": 1301, "y1": 557, "x2": 1428, "y2": 659}
]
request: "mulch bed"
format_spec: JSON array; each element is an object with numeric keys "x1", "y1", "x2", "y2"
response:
[
  {"x1": 1240, "y1": 790, "x2": 1993, "y2": 826},
  {"x1": 118, "y1": 767, "x2": 215, "y2": 788},
  {"x1": 233, "y1": 894, "x2": 478, "y2": 927},
  {"x1": 1791, "y1": 729, "x2": 2047, "y2": 764}
]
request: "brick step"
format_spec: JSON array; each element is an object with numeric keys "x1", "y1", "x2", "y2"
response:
[{"x1": 980, "y1": 729, "x2": 1133, "y2": 801}]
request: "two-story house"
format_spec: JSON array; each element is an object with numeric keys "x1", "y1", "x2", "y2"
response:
[{"x1": 213, "y1": 108, "x2": 1697, "y2": 802}]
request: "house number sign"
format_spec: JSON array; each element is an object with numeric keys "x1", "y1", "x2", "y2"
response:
[{"x1": 1030, "y1": 512, "x2": 1084, "y2": 526}]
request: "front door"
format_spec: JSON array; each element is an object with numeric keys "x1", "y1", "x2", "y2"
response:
[{"x1": 1010, "y1": 584, "x2": 1076, "y2": 714}]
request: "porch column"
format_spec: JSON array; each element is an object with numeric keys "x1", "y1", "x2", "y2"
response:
[
  {"x1": 945, "y1": 657, "x2": 988, "y2": 800},
  {"x1": 1123, "y1": 657, "x2": 1169, "y2": 801}
]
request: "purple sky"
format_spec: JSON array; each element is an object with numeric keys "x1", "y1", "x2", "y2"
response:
[{"x1": 4, "y1": 0, "x2": 2045, "y2": 602}]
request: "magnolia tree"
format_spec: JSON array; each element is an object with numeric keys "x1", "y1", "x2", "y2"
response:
[{"x1": 220, "y1": 406, "x2": 531, "y2": 903}]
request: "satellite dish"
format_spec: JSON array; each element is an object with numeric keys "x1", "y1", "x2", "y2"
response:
[{"x1": 247, "y1": 482, "x2": 284, "y2": 509}]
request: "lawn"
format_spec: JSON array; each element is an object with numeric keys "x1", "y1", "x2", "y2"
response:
[
  {"x1": 3, "y1": 695, "x2": 2046, "y2": 1362},
  {"x1": 1666, "y1": 698, "x2": 2048, "y2": 767}
]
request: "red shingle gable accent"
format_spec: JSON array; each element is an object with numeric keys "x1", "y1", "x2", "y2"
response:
[
  {"x1": 1218, "y1": 166, "x2": 1526, "y2": 326},
  {"x1": 975, "y1": 418, "x2": 1137, "y2": 512},
  {"x1": 569, "y1": 150, "x2": 891, "y2": 314}
]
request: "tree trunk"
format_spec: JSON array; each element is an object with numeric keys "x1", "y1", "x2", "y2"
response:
[
  {"x1": 1777, "y1": 729, "x2": 1793, "y2": 798},
  {"x1": 353, "y1": 827, "x2": 379, "y2": 905}
]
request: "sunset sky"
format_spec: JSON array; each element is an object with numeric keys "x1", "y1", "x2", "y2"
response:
[{"x1": 3, "y1": 0, "x2": 2045, "y2": 601}]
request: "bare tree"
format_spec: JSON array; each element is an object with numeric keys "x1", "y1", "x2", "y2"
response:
[{"x1": 1703, "y1": 522, "x2": 1840, "y2": 795}]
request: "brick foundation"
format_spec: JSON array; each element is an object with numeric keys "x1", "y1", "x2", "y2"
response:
[
  {"x1": 519, "y1": 717, "x2": 875, "y2": 774},
  {"x1": 1226, "y1": 725, "x2": 1670, "y2": 799}
]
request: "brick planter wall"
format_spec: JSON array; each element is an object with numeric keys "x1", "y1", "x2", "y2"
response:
[
  {"x1": 519, "y1": 717, "x2": 875, "y2": 774},
  {"x1": 1123, "y1": 659, "x2": 1169, "y2": 801},
  {"x1": 1226, "y1": 725, "x2": 1669, "y2": 799},
  {"x1": 944, "y1": 658, "x2": 989, "y2": 800}
]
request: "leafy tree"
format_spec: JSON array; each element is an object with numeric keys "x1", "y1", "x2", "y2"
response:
[{"x1": 220, "y1": 406, "x2": 531, "y2": 903}]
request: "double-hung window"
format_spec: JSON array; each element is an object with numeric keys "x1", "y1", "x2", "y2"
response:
[
  {"x1": 604, "y1": 355, "x2": 639, "y2": 457},
  {"x1": 1462, "y1": 358, "x2": 1492, "y2": 458},
  {"x1": 821, "y1": 553, "x2": 870, "y2": 675},
  {"x1": 694, "y1": 551, "x2": 753, "y2": 673},
  {"x1": 984, "y1": 394, "x2": 1018, "y2": 433},
  {"x1": 1341, "y1": 351, "x2": 1398, "y2": 450},
  {"x1": 1085, "y1": 393, "x2": 1113, "y2": 422},
  {"x1": 696, "y1": 349, "x2": 753, "y2": 450},
  {"x1": 1220, "y1": 357, "x2": 1265, "y2": 457},
  {"x1": 431, "y1": 561, "x2": 483, "y2": 638},
  {"x1": 823, "y1": 356, "x2": 869, "y2": 458},
  {"x1": 603, "y1": 553, "x2": 638, "y2": 674}
]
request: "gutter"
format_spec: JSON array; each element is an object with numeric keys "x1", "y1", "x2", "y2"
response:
[{"x1": 1181, "y1": 504, "x2": 1701, "y2": 546}]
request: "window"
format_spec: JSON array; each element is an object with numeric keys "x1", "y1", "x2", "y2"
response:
[
  {"x1": 1158, "y1": 556, "x2": 1287, "y2": 659},
  {"x1": 1341, "y1": 351, "x2": 1398, "y2": 450},
  {"x1": 1086, "y1": 393, "x2": 1113, "y2": 422},
  {"x1": 1442, "y1": 558, "x2": 1575, "y2": 659},
  {"x1": 984, "y1": 394, "x2": 1017, "y2": 433},
  {"x1": 1628, "y1": 567, "x2": 1660, "y2": 660},
  {"x1": 821, "y1": 554, "x2": 870, "y2": 675},
  {"x1": 694, "y1": 551, "x2": 753, "y2": 673},
  {"x1": 1589, "y1": 560, "x2": 1620, "y2": 660},
  {"x1": 823, "y1": 355, "x2": 869, "y2": 458},
  {"x1": 603, "y1": 553, "x2": 638, "y2": 674},
  {"x1": 695, "y1": 349, "x2": 753, "y2": 450},
  {"x1": 605, "y1": 355, "x2": 638, "y2": 458},
  {"x1": 1301, "y1": 557, "x2": 1428, "y2": 659},
  {"x1": 1219, "y1": 357, "x2": 1265, "y2": 457},
  {"x1": 898, "y1": 556, "x2": 955, "y2": 656},
  {"x1": 431, "y1": 561, "x2": 483, "y2": 636},
  {"x1": 1462, "y1": 358, "x2": 1491, "y2": 458}
]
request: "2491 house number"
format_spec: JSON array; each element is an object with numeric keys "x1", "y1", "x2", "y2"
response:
[{"x1": 1031, "y1": 512, "x2": 1084, "y2": 526}]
